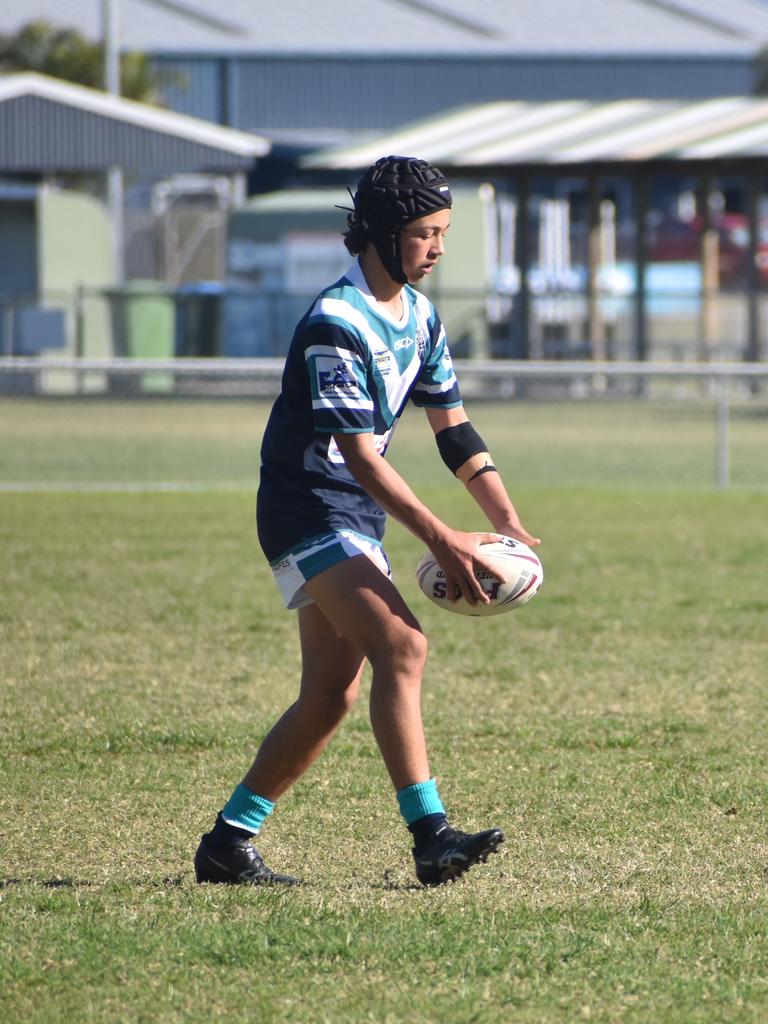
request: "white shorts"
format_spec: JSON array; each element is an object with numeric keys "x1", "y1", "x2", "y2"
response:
[{"x1": 269, "y1": 530, "x2": 392, "y2": 610}]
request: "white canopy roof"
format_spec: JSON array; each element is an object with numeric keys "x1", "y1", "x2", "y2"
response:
[{"x1": 303, "y1": 96, "x2": 768, "y2": 169}]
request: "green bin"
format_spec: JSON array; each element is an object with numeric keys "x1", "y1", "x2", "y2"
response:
[{"x1": 109, "y1": 280, "x2": 175, "y2": 393}]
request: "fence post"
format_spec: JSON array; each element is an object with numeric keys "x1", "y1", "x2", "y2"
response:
[
  {"x1": 715, "y1": 374, "x2": 730, "y2": 490},
  {"x1": 74, "y1": 285, "x2": 85, "y2": 356},
  {"x1": 2, "y1": 301, "x2": 14, "y2": 357}
]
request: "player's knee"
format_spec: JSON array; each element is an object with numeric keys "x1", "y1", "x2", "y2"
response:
[
  {"x1": 406, "y1": 627, "x2": 428, "y2": 670},
  {"x1": 373, "y1": 623, "x2": 427, "y2": 679},
  {"x1": 299, "y1": 677, "x2": 360, "y2": 727},
  {"x1": 330, "y1": 682, "x2": 360, "y2": 720}
]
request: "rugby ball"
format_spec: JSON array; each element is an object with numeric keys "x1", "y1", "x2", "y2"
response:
[{"x1": 416, "y1": 535, "x2": 543, "y2": 617}]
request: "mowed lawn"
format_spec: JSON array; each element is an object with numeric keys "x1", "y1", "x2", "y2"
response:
[{"x1": 1, "y1": 399, "x2": 767, "y2": 1022}]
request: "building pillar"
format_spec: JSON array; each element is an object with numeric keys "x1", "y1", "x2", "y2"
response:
[
  {"x1": 698, "y1": 175, "x2": 719, "y2": 361},
  {"x1": 587, "y1": 173, "x2": 607, "y2": 361},
  {"x1": 746, "y1": 168, "x2": 762, "y2": 363},
  {"x1": 516, "y1": 173, "x2": 531, "y2": 360},
  {"x1": 632, "y1": 172, "x2": 648, "y2": 363}
]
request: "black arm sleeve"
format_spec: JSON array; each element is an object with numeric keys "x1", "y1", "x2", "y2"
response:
[{"x1": 435, "y1": 421, "x2": 488, "y2": 474}]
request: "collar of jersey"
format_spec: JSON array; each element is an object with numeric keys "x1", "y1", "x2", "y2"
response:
[{"x1": 346, "y1": 259, "x2": 410, "y2": 330}]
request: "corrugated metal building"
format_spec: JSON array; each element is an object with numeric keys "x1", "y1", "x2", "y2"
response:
[
  {"x1": 0, "y1": 73, "x2": 268, "y2": 173},
  {"x1": 4, "y1": 6, "x2": 768, "y2": 364},
  {"x1": 303, "y1": 96, "x2": 768, "y2": 364},
  {"x1": 0, "y1": 73, "x2": 270, "y2": 358},
  {"x1": 302, "y1": 96, "x2": 768, "y2": 169},
  {"x1": 4, "y1": 1, "x2": 768, "y2": 142}
]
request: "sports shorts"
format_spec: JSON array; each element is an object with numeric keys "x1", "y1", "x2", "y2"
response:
[{"x1": 268, "y1": 529, "x2": 392, "y2": 610}]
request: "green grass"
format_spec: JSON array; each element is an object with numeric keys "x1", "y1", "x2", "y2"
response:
[
  {"x1": 1, "y1": 400, "x2": 768, "y2": 1022},
  {"x1": 0, "y1": 396, "x2": 766, "y2": 489}
]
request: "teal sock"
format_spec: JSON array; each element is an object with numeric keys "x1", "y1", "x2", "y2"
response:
[
  {"x1": 220, "y1": 783, "x2": 275, "y2": 835},
  {"x1": 396, "y1": 779, "x2": 445, "y2": 826}
]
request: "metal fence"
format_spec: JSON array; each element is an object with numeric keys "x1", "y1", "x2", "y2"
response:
[{"x1": 1, "y1": 357, "x2": 766, "y2": 491}]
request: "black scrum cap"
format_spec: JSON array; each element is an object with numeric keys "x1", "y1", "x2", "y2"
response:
[{"x1": 349, "y1": 155, "x2": 452, "y2": 283}]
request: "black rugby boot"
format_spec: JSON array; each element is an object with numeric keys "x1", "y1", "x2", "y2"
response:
[
  {"x1": 194, "y1": 831, "x2": 300, "y2": 886},
  {"x1": 413, "y1": 824, "x2": 504, "y2": 886}
]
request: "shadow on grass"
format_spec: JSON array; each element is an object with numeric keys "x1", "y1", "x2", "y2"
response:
[
  {"x1": 370, "y1": 872, "x2": 422, "y2": 893},
  {"x1": 0, "y1": 873, "x2": 424, "y2": 892},
  {"x1": 0, "y1": 875, "x2": 186, "y2": 889}
]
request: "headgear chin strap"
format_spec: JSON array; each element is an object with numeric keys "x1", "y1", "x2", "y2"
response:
[{"x1": 349, "y1": 155, "x2": 452, "y2": 284}]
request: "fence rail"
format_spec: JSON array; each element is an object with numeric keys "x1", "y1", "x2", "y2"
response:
[
  {"x1": 3, "y1": 356, "x2": 768, "y2": 377},
  {"x1": 1, "y1": 357, "x2": 766, "y2": 490}
]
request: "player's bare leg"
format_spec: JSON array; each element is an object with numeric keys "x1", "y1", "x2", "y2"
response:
[
  {"x1": 302, "y1": 555, "x2": 503, "y2": 884},
  {"x1": 242, "y1": 603, "x2": 366, "y2": 800},
  {"x1": 195, "y1": 601, "x2": 365, "y2": 886},
  {"x1": 303, "y1": 555, "x2": 431, "y2": 790}
]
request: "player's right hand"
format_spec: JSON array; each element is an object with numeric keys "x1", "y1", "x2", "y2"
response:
[{"x1": 428, "y1": 530, "x2": 505, "y2": 606}]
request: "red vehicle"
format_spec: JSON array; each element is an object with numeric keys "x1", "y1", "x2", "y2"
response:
[{"x1": 648, "y1": 213, "x2": 768, "y2": 285}]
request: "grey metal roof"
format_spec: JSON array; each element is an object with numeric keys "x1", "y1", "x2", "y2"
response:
[
  {"x1": 0, "y1": 72, "x2": 269, "y2": 171},
  {"x1": 302, "y1": 95, "x2": 768, "y2": 169},
  {"x1": 4, "y1": 0, "x2": 768, "y2": 55},
  {"x1": 154, "y1": 53, "x2": 757, "y2": 142}
]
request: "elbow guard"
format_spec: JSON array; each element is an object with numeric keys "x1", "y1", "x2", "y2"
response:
[{"x1": 435, "y1": 421, "x2": 488, "y2": 475}]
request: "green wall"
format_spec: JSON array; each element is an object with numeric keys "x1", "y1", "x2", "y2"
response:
[
  {"x1": 423, "y1": 186, "x2": 490, "y2": 358},
  {"x1": 37, "y1": 188, "x2": 115, "y2": 359}
]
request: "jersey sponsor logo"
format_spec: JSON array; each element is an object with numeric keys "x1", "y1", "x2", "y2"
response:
[
  {"x1": 373, "y1": 428, "x2": 394, "y2": 456},
  {"x1": 327, "y1": 425, "x2": 394, "y2": 464},
  {"x1": 373, "y1": 350, "x2": 392, "y2": 376},
  {"x1": 326, "y1": 437, "x2": 346, "y2": 463},
  {"x1": 415, "y1": 327, "x2": 427, "y2": 359},
  {"x1": 394, "y1": 336, "x2": 415, "y2": 351},
  {"x1": 316, "y1": 357, "x2": 360, "y2": 398}
]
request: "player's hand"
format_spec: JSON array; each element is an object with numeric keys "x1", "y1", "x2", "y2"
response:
[
  {"x1": 429, "y1": 530, "x2": 506, "y2": 606},
  {"x1": 493, "y1": 515, "x2": 541, "y2": 548}
]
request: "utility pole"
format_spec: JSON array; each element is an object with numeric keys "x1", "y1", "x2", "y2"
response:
[{"x1": 102, "y1": 0, "x2": 124, "y2": 284}]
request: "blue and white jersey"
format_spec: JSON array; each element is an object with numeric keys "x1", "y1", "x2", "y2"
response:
[{"x1": 257, "y1": 259, "x2": 462, "y2": 561}]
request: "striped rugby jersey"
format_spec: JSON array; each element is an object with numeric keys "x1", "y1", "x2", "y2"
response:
[{"x1": 256, "y1": 259, "x2": 462, "y2": 561}]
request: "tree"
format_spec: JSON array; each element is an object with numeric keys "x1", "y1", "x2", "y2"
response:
[{"x1": 0, "y1": 20, "x2": 181, "y2": 103}]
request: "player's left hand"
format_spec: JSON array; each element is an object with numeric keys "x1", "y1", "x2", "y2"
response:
[{"x1": 493, "y1": 517, "x2": 541, "y2": 548}]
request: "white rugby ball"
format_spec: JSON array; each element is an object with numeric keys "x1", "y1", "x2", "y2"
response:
[{"x1": 416, "y1": 535, "x2": 543, "y2": 617}]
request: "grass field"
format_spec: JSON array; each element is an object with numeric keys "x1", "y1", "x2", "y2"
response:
[
  {"x1": 0, "y1": 394, "x2": 767, "y2": 490},
  {"x1": 1, "y1": 399, "x2": 768, "y2": 1022}
]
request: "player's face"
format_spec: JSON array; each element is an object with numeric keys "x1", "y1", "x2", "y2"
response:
[{"x1": 399, "y1": 208, "x2": 451, "y2": 283}]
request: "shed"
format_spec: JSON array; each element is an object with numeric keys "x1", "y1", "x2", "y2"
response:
[
  {"x1": 0, "y1": 72, "x2": 269, "y2": 173},
  {"x1": 304, "y1": 98, "x2": 768, "y2": 361},
  {"x1": 0, "y1": 72, "x2": 269, "y2": 359}
]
